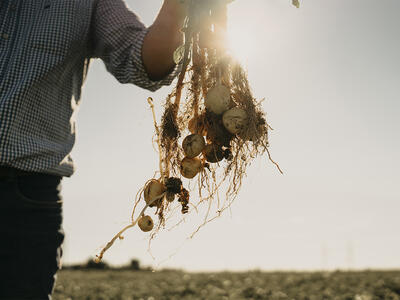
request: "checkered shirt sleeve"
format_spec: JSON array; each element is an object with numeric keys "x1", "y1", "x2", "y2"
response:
[
  {"x1": 0, "y1": 0, "x2": 180, "y2": 177},
  {"x1": 90, "y1": 0, "x2": 179, "y2": 90}
]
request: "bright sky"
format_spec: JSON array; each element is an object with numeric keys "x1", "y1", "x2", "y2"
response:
[{"x1": 61, "y1": 0, "x2": 400, "y2": 271}]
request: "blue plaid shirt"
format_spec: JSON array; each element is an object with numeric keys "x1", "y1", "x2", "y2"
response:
[{"x1": 0, "y1": 0, "x2": 178, "y2": 177}]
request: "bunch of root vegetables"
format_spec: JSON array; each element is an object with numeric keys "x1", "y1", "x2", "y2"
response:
[{"x1": 95, "y1": 0, "x2": 294, "y2": 263}]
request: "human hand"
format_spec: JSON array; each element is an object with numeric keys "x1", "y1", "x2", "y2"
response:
[{"x1": 162, "y1": 0, "x2": 189, "y2": 21}]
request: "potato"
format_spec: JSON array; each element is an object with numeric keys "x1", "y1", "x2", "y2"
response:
[
  {"x1": 182, "y1": 134, "x2": 206, "y2": 158},
  {"x1": 180, "y1": 157, "x2": 203, "y2": 179},
  {"x1": 222, "y1": 107, "x2": 248, "y2": 134},
  {"x1": 203, "y1": 144, "x2": 225, "y2": 163},
  {"x1": 138, "y1": 215, "x2": 154, "y2": 232},
  {"x1": 144, "y1": 179, "x2": 166, "y2": 207},
  {"x1": 205, "y1": 84, "x2": 231, "y2": 115}
]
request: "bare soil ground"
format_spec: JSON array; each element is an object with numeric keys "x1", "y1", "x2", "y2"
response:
[{"x1": 54, "y1": 270, "x2": 400, "y2": 300}]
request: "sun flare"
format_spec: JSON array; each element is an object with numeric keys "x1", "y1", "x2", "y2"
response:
[{"x1": 227, "y1": 14, "x2": 256, "y2": 64}]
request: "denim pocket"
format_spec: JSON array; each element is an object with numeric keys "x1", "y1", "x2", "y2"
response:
[{"x1": 13, "y1": 175, "x2": 63, "y2": 209}]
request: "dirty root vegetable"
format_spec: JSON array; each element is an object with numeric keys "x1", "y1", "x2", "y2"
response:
[
  {"x1": 203, "y1": 144, "x2": 225, "y2": 163},
  {"x1": 95, "y1": 0, "x2": 285, "y2": 264},
  {"x1": 144, "y1": 179, "x2": 166, "y2": 207},
  {"x1": 205, "y1": 111, "x2": 233, "y2": 147},
  {"x1": 138, "y1": 215, "x2": 154, "y2": 232},
  {"x1": 166, "y1": 191, "x2": 175, "y2": 202},
  {"x1": 205, "y1": 84, "x2": 231, "y2": 115},
  {"x1": 222, "y1": 107, "x2": 248, "y2": 134},
  {"x1": 180, "y1": 157, "x2": 203, "y2": 179},
  {"x1": 182, "y1": 134, "x2": 206, "y2": 158}
]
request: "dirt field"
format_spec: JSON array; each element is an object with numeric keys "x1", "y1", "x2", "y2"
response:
[{"x1": 53, "y1": 270, "x2": 400, "y2": 300}]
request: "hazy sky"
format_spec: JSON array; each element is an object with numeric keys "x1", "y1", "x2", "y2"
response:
[{"x1": 61, "y1": 0, "x2": 400, "y2": 271}]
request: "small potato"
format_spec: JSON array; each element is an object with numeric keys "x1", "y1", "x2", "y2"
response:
[
  {"x1": 138, "y1": 215, "x2": 154, "y2": 232},
  {"x1": 180, "y1": 157, "x2": 202, "y2": 179},
  {"x1": 144, "y1": 179, "x2": 166, "y2": 207},
  {"x1": 203, "y1": 144, "x2": 225, "y2": 163},
  {"x1": 182, "y1": 134, "x2": 206, "y2": 158},
  {"x1": 205, "y1": 84, "x2": 231, "y2": 115},
  {"x1": 222, "y1": 107, "x2": 248, "y2": 134},
  {"x1": 166, "y1": 191, "x2": 175, "y2": 202}
]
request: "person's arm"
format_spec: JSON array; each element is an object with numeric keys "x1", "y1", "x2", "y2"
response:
[
  {"x1": 142, "y1": 0, "x2": 188, "y2": 80},
  {"x1": 89, "y1": 0, "x2": 187, "y2": 91}
]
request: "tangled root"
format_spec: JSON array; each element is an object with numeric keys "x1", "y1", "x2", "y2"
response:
[
  {"x1": 96, "y1": 0, "x2": 284, "y2": 263},
  {"x1": 161, "y1": 101, "x2": 180, "y2": 141}
]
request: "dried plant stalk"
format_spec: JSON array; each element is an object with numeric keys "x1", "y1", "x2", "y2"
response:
[{"x1": 96, "y1": 0, "x2": 293, "y2": 262}]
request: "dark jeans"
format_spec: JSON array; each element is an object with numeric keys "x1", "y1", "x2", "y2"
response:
[{"x1": 0, "y1": 172, "x2": 64, "y2": 300}]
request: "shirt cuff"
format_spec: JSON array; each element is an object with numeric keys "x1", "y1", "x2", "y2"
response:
[{"x1": 132, "y1": 28, "x2": 182, "y2": 92}]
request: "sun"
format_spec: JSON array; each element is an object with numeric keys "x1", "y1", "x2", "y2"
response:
[{"x1": 227, "y1": 22, "x2": 256, "y2": 64}]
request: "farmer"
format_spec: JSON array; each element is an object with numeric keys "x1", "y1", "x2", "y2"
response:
[{"x1": 0, "y1": 0, "x2": 186, "y2": 299}]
